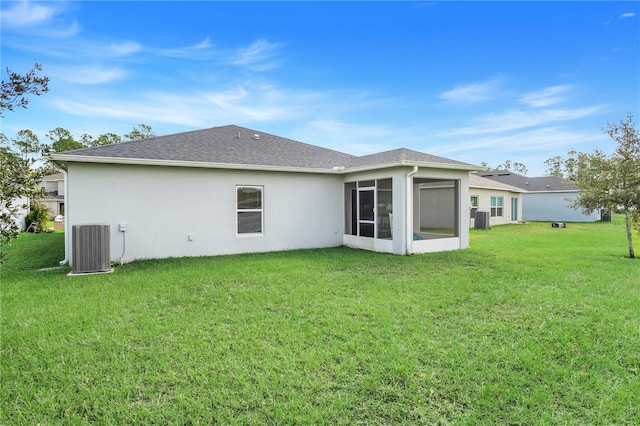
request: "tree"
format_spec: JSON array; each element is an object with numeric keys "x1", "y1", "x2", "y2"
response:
[
  {"x1": 91, "y1": 132, "x2": 122, "y2": 147},
  {"x1": 1, "y1": 134, "x2": 46, "y2": 252},
  {"x1": 79, "y1": 132, "x2": 123, "y2": 147},
  {"x1": 1, "y1": 63, "x2": 49, "y2": 255},
  {"x1": 0, "y1": 63, "x2": 49, "y2": 117},
  {"x1": 544, "y1": 152, "x2": 581, "y2": 179},
  {"x1": 543, "y1": 155, "x2": 565, "y2": 177},
  {"x1": 124, "y1": 123, "x2": 156, "y2": 141},
  {"x1": 483, "y1": 160, "x2": 528, "y2": 175},
  {"x1": 47, "y1": 127, "x2": 85, "y2": 152},
  {"x1": 563, "y1": 114, "x2": 639, "y2": 259}
]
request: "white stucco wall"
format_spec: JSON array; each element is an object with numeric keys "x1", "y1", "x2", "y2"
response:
[
  {"x1": 469, "y1": 187, "x2": 522, "y2": 227},
  {"x1": 66, "y1": 163, "x2": 345, "y2": 264},
  {"x1": 1, "y1": 196, "x2": 29, "y2": 232},
  {"x1": 523, "y1": 192, "x2": 599, "y2": 222}
]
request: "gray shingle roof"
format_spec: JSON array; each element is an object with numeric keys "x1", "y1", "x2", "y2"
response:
[
  {"x1": 469, "y1": 174, "x2": 524, "y2": 192},
  {"x1": 59, "y1": 125, "x2": 355, "y2": 170},
  {"x1": 476, "y1": 171, "x2": 578, "y2": 191},
  {"x1": 345, "y1": 148, "x2": 474, "y2": 169},
  {"x1": 52, "y1": 125, "x2": 480, "y2": 172}
]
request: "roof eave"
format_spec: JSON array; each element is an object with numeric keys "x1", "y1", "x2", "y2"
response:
[
  {"x1": 345, "y1": 160, "x2": 483, "y2": 174},
  {"x1": 525, "y1": 189, "x2": 579, "y2": 193},
  {"x1": 470, "y1": 185, "x2": 526, "y2": 193},
  {"x1": 49, "y1": 155, "x2": 484, "y2": 175},
  {"x1": 49, "y1": 153, "x2": 344, "y2": 175}
]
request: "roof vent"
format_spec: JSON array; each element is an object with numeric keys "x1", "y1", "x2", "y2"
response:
[{"x1": 253, "y1": 134, "x2": 260, "y2": 140}]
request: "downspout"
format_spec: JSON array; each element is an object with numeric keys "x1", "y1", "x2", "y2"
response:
[
  {"x1": 405, "y1": 166, "x2": 418, "y2": 255},
  {"x1": 58, "y1": 168, "x2": 70, "y2": 266}
]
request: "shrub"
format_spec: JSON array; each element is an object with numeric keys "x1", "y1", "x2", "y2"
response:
[{"x1": 25, "y1": 201, "x2": 50, "y2": 233}]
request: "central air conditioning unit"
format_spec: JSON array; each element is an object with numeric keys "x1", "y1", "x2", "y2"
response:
[
  {"x1": 474, "y1": 211, "x2": 490, "y2": 230},
  {"x1": 72, "y1": 224, "x2": 111, "y2": 274}
]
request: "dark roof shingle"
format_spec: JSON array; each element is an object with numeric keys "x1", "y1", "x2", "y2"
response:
[
  {"x1": 54, "y1": 125, "x2": 479, "y2": 172},
  {"x1": 476, "y1": 171, "x2": 578, "y2": 191}
]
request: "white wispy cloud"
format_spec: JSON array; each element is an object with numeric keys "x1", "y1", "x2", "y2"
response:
[
  {"x1": 435, "y1": 126, "x2": 607, "y2": 155},
  {"x1": 1, "y1": 1, "x2": 56, "y2": 28},
  {"x1": 53, "y1": 65, "x2": 128, "y2": 84},
  {"x1": 55, "y1": 95, "x2": 206, "y2": 127},
  {"x1": 1, "y1": 1, "x2": 80, "y2": 37},
  {"x1": 109, "y1": 41, "x2": 143, "y2": 56},
  {"x1": 441, "y1": 105, "x2": 607, "y2": 137},
  {"x1": 520, "y1": 85, "x2": 573, "y2": 108},
  {"x1": 439, "y1": 77, "x2": 501, "y2": 104},
  {"x1": 230, "y1": 39, "x2": 284, "y2": 70},
  {"x1": 294, "y1": 120, "x2": 398, "y2": 155},
  {"x1": 619, "y1": 12, "x2": 635, "y2": 19},
  {"x1": 150, "y1": 37, "x2": 215, "y2": 59}
]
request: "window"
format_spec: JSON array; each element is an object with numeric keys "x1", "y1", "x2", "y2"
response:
[
  {"x1": 237, "y1": 186, "x2": 263, "y2": 234},
  {"x1": 470, "y1": 195, "x2": 479, "y2": 219},
  {"x1": 491, "y1": 196, "x2": 503, "y2": 217}
]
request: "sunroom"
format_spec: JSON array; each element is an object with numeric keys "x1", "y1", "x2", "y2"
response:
[{"x1": 342, "y1": 166, "x2": 471, "y2": 255}]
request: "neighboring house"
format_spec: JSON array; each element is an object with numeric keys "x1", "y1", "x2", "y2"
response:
[
  {"x1": 1, "y1": 195, "x2": 29, "y2": 233},
  {"x1": 50, "y1": 125, "x2": 483, "y2": 265},
  {"x1": 468, "y1": 174, "x2": 524, "y2": 227},
  {"x1": 38, "y1": 173, "x2": 65, "y2": 217},
  {"x1": 420, "y1": 175, "x2": 523, "y2": 230},
  {"x1": 476, "y1": 171, "x2": 601, "y2": 222}
]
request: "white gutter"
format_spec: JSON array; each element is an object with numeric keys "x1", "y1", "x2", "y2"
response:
[
  {"x1": 405, "y1": 166, "x2": 419, "y2": 255},
  {"x1": 58, "y1": 168, "x2": 69, "y2": 266}
]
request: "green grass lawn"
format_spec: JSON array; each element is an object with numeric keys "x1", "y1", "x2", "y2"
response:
[{"x1": 2, "y1": 218, "x2": 639, "y2": 424}]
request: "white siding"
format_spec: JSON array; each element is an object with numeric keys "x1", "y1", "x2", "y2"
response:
[
  {"x1": 2, "y1": 196, "x2": 29, "y2": 232},
  {"x1": 523, "y1": 192, "x2": 599, "y2": 222},
  {"x1": 469, "y1": 187, "x2": 522, "y2": 227},
  {"x1": 66, "y1": 163, "x2": 344, "y2": 264}
]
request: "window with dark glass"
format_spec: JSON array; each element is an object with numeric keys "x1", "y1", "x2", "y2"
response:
[{"x1": 237, "y1": 186, "x2": 263, "y2": 234}]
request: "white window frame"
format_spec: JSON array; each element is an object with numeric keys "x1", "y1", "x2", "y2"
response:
[
  {"x1": 490, "y1": 196, "x2": 503, "y2": 217},
  {"x1": 236, "y1": 185, "x2": 264, "y2": 236}
]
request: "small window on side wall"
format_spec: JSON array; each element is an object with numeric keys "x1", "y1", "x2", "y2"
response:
[
  {"x1": 237, "y1": 186, "x2": 263, "y2": 235},
  {"x1": 490, "y1": 196, "x2": 503, "y2": 217},
  {"x1": 470, "y1": 195, "x2": 479, "y2": 219}
]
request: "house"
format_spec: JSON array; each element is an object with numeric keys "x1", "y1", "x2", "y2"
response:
[
  {"x1": 476, "y1": 171, "x2": 601, "y2": 222},
  {"x1": 418, "y1": 174, "x2": 523, "y2": 231},
  {"x1": 468, "y1": 174, "x2": 524, "y2": 227},
  {"x1": 1, "y1": 195, "x2": 29, "y2": 233},
  {"x1": 50, "y1": 125, "x2": 483, "y2": 265},
  {"x1": 38, "y1": 173, "x2": 65, "y2": 217}
]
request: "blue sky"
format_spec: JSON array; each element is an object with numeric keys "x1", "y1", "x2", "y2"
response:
[{"x1": 2, "y1": 1, "x2": 638, "y2": 175}]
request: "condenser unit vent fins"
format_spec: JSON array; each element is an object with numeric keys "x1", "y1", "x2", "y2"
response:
[
  {"x1": 72, "y1": 224, "x2": 111, "y2": 274},
  {"x1": 474, "y1": 211, "x2": 490, "y2": 230}
]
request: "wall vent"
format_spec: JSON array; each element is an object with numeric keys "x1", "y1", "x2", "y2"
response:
[
  {"x1": 72, "y1": 224, "x2": 111, "y2": 274},
  {"x1": 474, "y1": 211, "x2": 490, "y2": 230}
]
